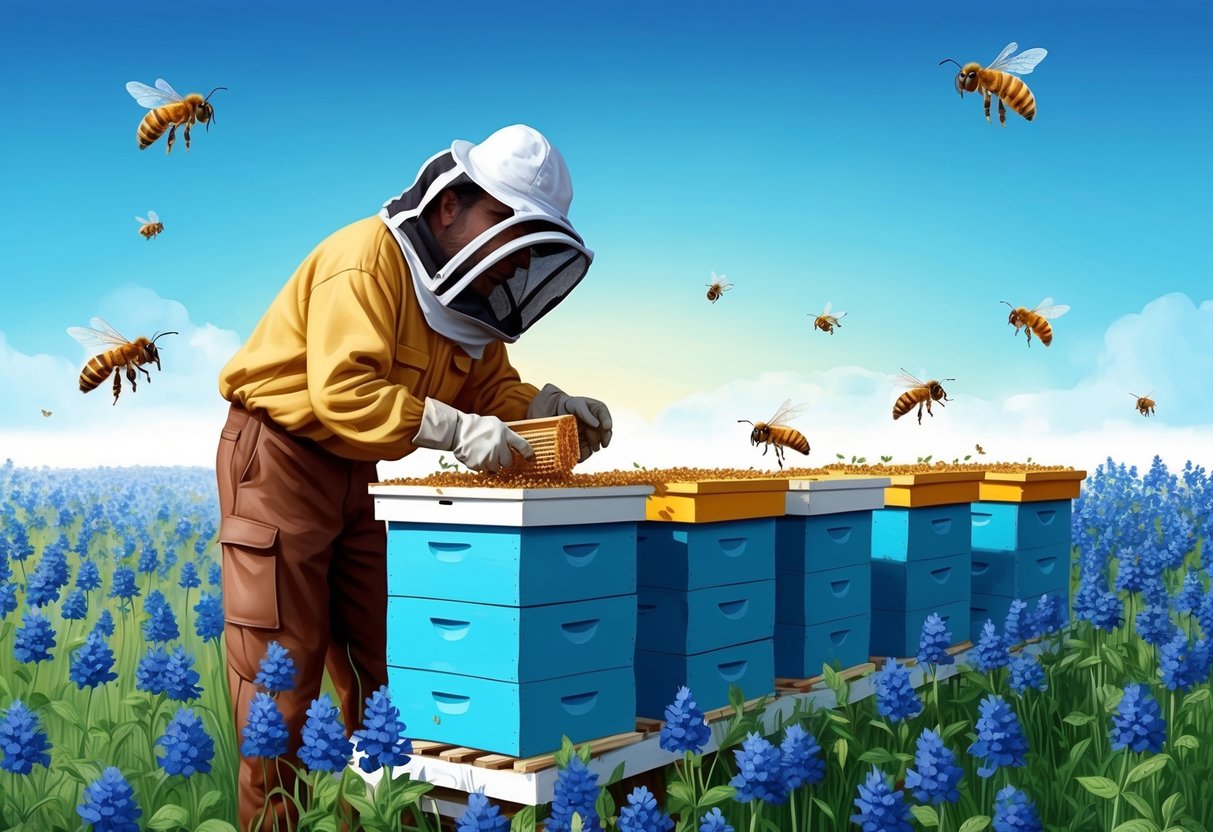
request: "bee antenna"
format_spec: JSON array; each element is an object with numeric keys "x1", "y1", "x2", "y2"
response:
[
  {"x1": 204, "y1": 86, "x2": 228, "y2": 103},
  {"x1": 939, "y1": 58, "x2": 962, "y2": 68},
  {"x1": 1000, "y1": 300, "x2": 1014, "y2": 308},
  {"x1": 737, "y1": 420, "x2": 754, "y2": 426},
  {"x1": 151, "y1": 331, "x2": 179, "y2": 345}
]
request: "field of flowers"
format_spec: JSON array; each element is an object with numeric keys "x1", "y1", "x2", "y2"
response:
[{"x1": 0, "y1": 455, "x2": 1210, "y2": 832}]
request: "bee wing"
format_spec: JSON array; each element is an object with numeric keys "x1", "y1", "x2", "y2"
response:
[
  {"x1": 1034, "y1": 304, "x2": 1070, "y2": 320},
  {"x1": 153, "y1": 78, "x2": 186, "y2": 101},
  {"x1": 768, "y1": 398, "x2": 809, "y2": 427},
  {"x1": 1030, "y1": 297, "x2": 1053, "y2": 312},
  {"x1": 135, "y1": 216, "x2": 148, "y2": 224},
  {"x1": 894, "y1": 368, "x2": 928, "y2": 388},
  {"x1": 988, "y1": 42, "x2": 1018, "y2": 68},
  {"x1": 126, "y1": 81, "x2": 178, "y2": 108},
  {"x1": 993, "y1": 47, "x2": 1047, "y2": 75},
  {"x1": 89, "y1": 317, "x2": 131, "y2": 344},
  {"x1": 147, "y1": 210, "x2": 159, "y2": 223},
  {"x1": 822, "y1": 301, "x2": 832, "y2": 316},
  {"x1": 68, "y1": 326, "x2": 122, "y2": 347}
]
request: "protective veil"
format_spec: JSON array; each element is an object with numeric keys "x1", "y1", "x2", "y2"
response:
[{"x1": 379, "y1": 125, "x2": 594, "y2": 359}]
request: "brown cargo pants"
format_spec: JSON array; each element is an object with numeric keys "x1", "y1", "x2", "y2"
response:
[{"x1": 216, "y1": 402, "x2": 388, "y2": 831}]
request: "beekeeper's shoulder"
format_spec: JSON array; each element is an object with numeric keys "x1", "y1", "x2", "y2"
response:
[{"x1": 310, "y1": 216, "x2": 401, "y2": 276}]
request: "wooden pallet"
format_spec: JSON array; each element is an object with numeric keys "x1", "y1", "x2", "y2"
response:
[
  {"x1": 868, "y1": 640, "x2": 973, "y2": 671},
  {"x1": 775, "y1": 660, "x2": 876, "y2": 693}
]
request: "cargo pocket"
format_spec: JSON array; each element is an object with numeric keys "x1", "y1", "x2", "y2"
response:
[
  {"x1": 392, "y1": 342, "x2": 430, "y2": 393},
  {"x1": 220, "y1": 513, "x2": 280, "y2": 630}
]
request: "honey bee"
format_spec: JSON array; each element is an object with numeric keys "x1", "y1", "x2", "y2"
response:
[
  {"x1": 41, "y1": 409, "x2": 52, "y2": 418},
  {"x1": 1130, "y1": 391, "x2": 1156, "y2": 417},
  {"x1": 706, "y1": 271, "x2": 734, "y2": 303},
  {"x1": 136, "y1": 211, "x2": 163, "y2": 240},
  {"x1": 1001, "y1": 298, "x2": 1069, "y2": 347},
  {"x1": 892, "y1": 369, "x2": 955, "y2": 425},
  {"x1": 67, "y1": 317, "x2": 178, "y2": 405},
  {"x1": 126, "y1": 79, "x2": 227, "y2": 154},
  {"x1": 738, "y1": 398, "x2": 811, "y2": 470},
  {"x1": 975, "y1": 443, "x2": 986, "y2": 454},
  {"x1": 940, "y1": 42, "x2": 1048, "y2": 126},
  {"x1": 811, "y1": 301, "x2": 847, "y2": 335}
]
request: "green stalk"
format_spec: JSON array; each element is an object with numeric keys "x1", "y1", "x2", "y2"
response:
[
  {"x1": 188, "y1": 775, "x2": 200, "y2": 831},
  {"x1": 1110, "y1": 752, "x2": 1130, "y2": 830}
]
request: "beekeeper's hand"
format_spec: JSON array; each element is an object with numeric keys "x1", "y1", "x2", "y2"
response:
[
  {"x1": 413, "y1": 398, "x2": 533, "y2": 473},
  {"x1": 526, "y1": 383, "x2": 613, "y2": 462}
]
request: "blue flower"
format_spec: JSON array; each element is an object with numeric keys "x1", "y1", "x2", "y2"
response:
[
  {"x1": 1199, "y1": 590, "x2": 1213, "y2": 640},
  {"x1": 850, "y1": 767, "x2": 913, "y2": 832},
  {"x1": 242, "y1": 692, "x2": 290, "y2": 758},
  {"x1": 135, "y1": 647, "x2": 171, "y2": 695},
  {"x1": 77, "y1": 766, "x2": 142, "y2": 832},
  {"x1": 1091, "y1": 591, "x2": 1124, "y2": 632},
  {"x1": 905, "y1": 728, "x2": 962, "y2": 805},
  {"x1": 208, "y1": 562, "x2": 222, "y2": 587},
  {"x1": 1137, "y1": 604, "x2": 1179, "y2": 648},
  {"x1": 0, "y1": 582, "x2": 18, "y2": 619},
  {"x1": 178, "y1": 561, "x2": 201, "y2": 590},
  {"x1": 728, "y1": 732, "x2": 788, "y2": 805},
  {"x1": 14, "y1": 611, "x2": 56, "y2": 664},
  {"x1": 70, "y1": 631, "x2": 119, "y2": 689},
  {"x1": 61, "y1": 589, "x2": 88, "y2": 621},
  {"x1": 1115, "y1": 551, "x2": 1148, "y2": 594},
  {"x1": 1073, "y1": 575, "x2": 1102, "y2": 623},
  {"x1": 1109, "y1": 683, "x2": 1166, "y2": 754},
  {"x1": 993, "y1": 785, "x2": 1043, "y2": 832},
  {"x1": 456, "y1": 789, "x2": 509, "y2": 832},
  {"x1": 973, "y1": 620, "x2": 1010, "y2": 673},
  {"x1": 157, "y1": 707, "x2": 214, "y2": 777},
  {"x1": 143, "y1": 589, "x2": 167, "y2": 618},
  {"x1": 1176, "y1": 569, "x2": 1207, "y2": 615},
  {"x1": 659, "y1": 686, "x2": 710, "y2": 755},
  {"x1": 875, "y1": 658, "x2": 923, "y2": 722},
  {"x1": 1008, "y1": 653, "x2": 1047, "y2": 695},
  {"x1": 137, "y1": 547, "x2": 160, "y2": 576},
  {"x1": 142, "y1": 600, "x2": 179, "y2": 644},
  {"x1": 92, "y1": 608, "x2": 115, "y2": 638},
  {"x1": 25, "y1": 560, "x2": 62, "y2": 608},
  {"x1": 108, "y1": 566, "x2": 140, "y2": 605},
  {"x1": 352, "y1": 685, "x2": 412, "y2": 773},
  {"x1": 917, "y1": 612, "x2": 955, "y2": 667},
  {"x1": 968, "y1": 695, "x2": 1029, "y2": 778},
  {"x1": 780, "y1": 724, "x2": 825, "y2": 790},
  {"x1": 618, "y1": 785, "x2": 674, "y2": 832},
  {"x1": 298, "y1": 694, "x2": 353, "y2": 773},
  {"x1": 1004, "y1": 599, "x2": 1030, "y2": 645},
  {"x1": 193, "y1": 593, "x2": 224, "y2": 642},
  {"x1": 698, "y1": 808, "x2": 734, "y2": 832},
  {"x1": 76, "y1": 560, "x2": 101, "y2": 592},
  {"x1": 255, "y1": 641, "x2": 297, "y2": 693},
  {"x1": 547, "y1": 755, "x2": 600, "y2": 832},
  {"x1": 163, "y1": 646, "x2": 203, "y2": 702},
  {"x1": 0, "y1": 700, "x2": 52, "y2": 774},
  {"x1": 1029, "y1": 593, "x2": 1063, "y2": 637}
]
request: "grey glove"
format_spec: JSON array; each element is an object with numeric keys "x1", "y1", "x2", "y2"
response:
[
  {"x1": 526, "y1": 383, "x2": 613, "y2": 463},
  {"x1": 413, "y1": 398, "x2": 534, "y2": 473}
]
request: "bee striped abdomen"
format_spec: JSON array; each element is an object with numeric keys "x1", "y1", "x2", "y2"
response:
[
  {"x1": 1034, "y1": 318, "x2": 1053, "y2": 346},
  {"x1": 79, "y1": 353, "x2": 117, "y2": 392},
  {"x1": 770, "y1": 426, "x2": 811, "y2": 454},
  {"x1": 137, "y1": 109, "x2": 171, "y2": 148},
  {"x1": 892, "y1": 390, "x2": 926, "y2": 420},
  {"x1": 989, "y1": 71, "x2": 1037, "y2": 120}
]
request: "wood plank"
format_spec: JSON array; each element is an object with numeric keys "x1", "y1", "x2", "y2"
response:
[
  {"x1": 635, "y1": 718, "x2": 663, "y2": 735},
  {"x1": 702, "y1": 696, "x2": 767, "y2": 724},
  {"x1": 472, "y1": 754, "x2": 518, "y2": 770},
  {"x1": 870, "y1": 642, "x2": 971, "y2": 671},
  {"x1": 411, "y1": 741, "x2": 455, "y2": 756},
  {"x1": 512, "y1": 731, "x2": 645, "y2": 773},
  {"x1": 439, "y1": 747, "x2": 487, "y2": 763}
]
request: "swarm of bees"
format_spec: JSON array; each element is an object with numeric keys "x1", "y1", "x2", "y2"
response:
[
  {"x1": 705, "y1": 271, "x2": 733, "y2": 303},
  {"x1": 811, "y1": 302, "x2": 847, "y2": 335},
  {"x1": 940, "y1": 42, "x2": 1047, "y2": 126},
  {"x1": 892, "y1": 369, "x2": 955, "y2": 425},
  {"x1": 1130, "y1": 391, "x2": 1156, "y2": 417},
  {"x1": 1002, "y1": 298, "x2": 1069, "y2": 347},
  {"x1": 67, "y1": 317, "x2": 178, "y2": 405},
  {"x1": 126, "y1": 79, "x2": 227, "y2": 154},
  {"x1": 136, "y1": 210, "x2": 164, "y2": 240},
  {"x1": 738, "y1": 399, "x2": 811, "y2": 470}
]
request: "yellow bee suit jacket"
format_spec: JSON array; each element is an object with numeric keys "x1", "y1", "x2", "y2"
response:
[{"x1": 218, "y1": 216, "x2": 541, "y2": 462}]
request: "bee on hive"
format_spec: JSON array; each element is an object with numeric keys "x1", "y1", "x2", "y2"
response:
[
  {"x1": 738, "y1": 398, "x2": 811, "y2": 470},
  {"x1": 892, "y1": 369, "x2": 954, "y2": 425}
]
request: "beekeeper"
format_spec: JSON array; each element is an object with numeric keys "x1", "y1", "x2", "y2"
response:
[{"x1": 214, "y1": 124, "x2": 611, "y2": 831}]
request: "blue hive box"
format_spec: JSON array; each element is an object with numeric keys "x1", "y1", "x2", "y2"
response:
[
  {"x1": 970, "y1": 586, "x2": 1071, "y2": 644},
  {"x1": 387, "y1": 522, "x2": 636, "y2": 606},
  {"x1": 637, "y1": 518, "x2": 775, "y2": 591},
  {"x1": 634, "y1": 639, "x2": 775, "y2": 718},
  {"x1": 775, "y1": 511, "x2": 873, "y2": 573},
  {"x1": 775, "y1": 613, "x2": 870, "y2": 678},
  {"x1": 637, "y1": 580, "x2": 774, "y2": 655},
  {"x1": 970, "y1": 501, "x2": 1072, "y2": 552},
  {"x1": 971, "y1": 543, "x2": 1070, "y2": 599},
  {"x1": 388, "y1": 665, "x2": 636, "y2": 757},
  {"x1": 386, "y1": 594, "x2": 636, "y2": 683},
  {"x1": 871, "y1": 505, "x2": 972, "y2": 562},
  {"x1": 776, "y1": 564, "x2": 870, "y2": 626},
  {"x1": 869, "y1": 599, "x2": 969, "y2": 659},
  {"x1": 871, "y1": 553, "x2": 970, "y2": 612}
]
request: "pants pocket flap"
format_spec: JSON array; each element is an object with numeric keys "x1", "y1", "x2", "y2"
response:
[{"x1": 219, "y1": 514, "x2": 279, "y2": 550}]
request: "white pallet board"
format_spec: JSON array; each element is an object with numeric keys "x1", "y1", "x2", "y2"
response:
[
  {"x1": 784, "y1": 477, "x2": 891, "y2": 516},
  {"x1": 350, "y1": 639, "x2": 1051, "y2": 815},
  {"x1": 370, "y1": 484, "x2": 653, "y2": 527}
]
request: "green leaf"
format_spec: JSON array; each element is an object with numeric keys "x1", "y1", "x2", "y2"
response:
[
  {"x1": 1181, "y1": 688, "x2": 1210, "y2": 709},
  {"x1": 666, "y1": 780, "x2": 695, "y2": 814},
  {"x1": 1162, "y1": 793, "x2": 1186, "y2": 824},
  {"x1": 309, "y1": 819, "x2": 338, "y2": 832},
  {"x1": 1077, "y1": 654, "x2": 1103, "y2": 668},
  {"x1": 49, "y1": 698, "x2": 84, "y2": 731},
  {"x1": 700, "y1": 785, "x2": 736, "y2": 807},
  {"x1": 1175, "y1": 735, "x2": 1200, "y2": 751},
  {"x1": 1122, "y1": 791, "x2": 1156, "y2": 823},
  {"x1": 834, "y1": 737, "x2": 848, "y2": 770},
  {"x1": 576, "y1": 742, "x2": 592, "y2": 766},
  {"x1": 1078, "y1": 776, "x2": 1120, "y2": 800},
  {"x1": 197, "y1": 789, "x2": 223, "y2": 818},
  {"x1": 1064, "y1": 712, "x2": 1097, "y2": 727},
  {"x1": 605, "y1": 762, "x2": 627, "y2": 786},
  {"x1": 595, "y1": 787, "x2": 616, "y2": 825},
  {"x1": 958, "y1": 816, "x2": 991, "y2": 832},
  {"x1": 760, "y1": 820, "x2": 782, "y2": 832},
  {"x1": 858, "y1": 749, "x2": 896, "y2": 766},
  {"x1": 942, "y1": 720, "x2": 970, "y2": 741},
  {"x1": 311, "y1": 773, "x2": 339, "y2": 807},
  {"x1": 344, "y1": 792, "x2": 378, "y2": 822},
  {"x1": 1112, "y1": 821, "x2": 1161, "y2": 832},
  {"x1": 1068, "y1": 738, "x2": 1092, "y2": 766},
  {"x1": 912, "y1": 804, "x2": 940, "y2": 827},
  {"x1": 395, "y1": 780, "x2": 434, "y2": 804},
  {"x1": 571, "y1": 812, "x2": 584, "y2": 832},
  {"x1": 510, "y1": 805, "x2": 537, "y2": 832},
  {"x1": 194, "y1": 822, "x2": 240, "y2": 832},
  {"x1": 812, "y1": 796, "x2": 835, "y2": 821},
  {"x1": 554, "y1": 736, "x2": 576, "y2": 771},
  {"x1": 1126, "y1": 754, "x2": 1171, "y2": 784},
  {"x1": 869, "y1": 719, "x2": 896, "y2": 737},
  {"x1": 147, "y1": 804, "x2": 189, "y2": 830}
]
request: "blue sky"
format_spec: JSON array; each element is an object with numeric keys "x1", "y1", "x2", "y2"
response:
[{"x1": 2, "y1": 0, "x2": 1211, "y2": 472}]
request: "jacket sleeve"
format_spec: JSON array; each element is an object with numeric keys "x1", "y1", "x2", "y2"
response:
[
  {"x1": 304, "y1": 268, "x2": 427, "y2": 458},
  {"x1": 452, "y1": 339, "x2": 541, "y2": 422}
]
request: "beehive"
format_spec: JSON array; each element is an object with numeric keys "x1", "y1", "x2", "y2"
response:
[{"x1": 501, "y1": 414, "x2": 580, "y2": 478}]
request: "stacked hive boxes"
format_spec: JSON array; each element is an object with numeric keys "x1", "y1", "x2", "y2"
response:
[
  {"x1": 869, "y1": 505, "x2": 973, "y2": 657},
  {"x1": 774, "y1": 477, "x2": 888, "y2": 677},
  {"x1": 634, "y1": 480, "x2": 780, "y2": 719},
  {"x1": 969, "y1": 500, "x2": 1073, "y2": 640},
  {"x1": 374, "y1": 485, "x2": 650, "y2": 757}
]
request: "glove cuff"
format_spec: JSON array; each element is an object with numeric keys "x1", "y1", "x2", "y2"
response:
[
  {"x1": 413, "y1": 398, "x2": 462, "y2": 450},
  {"x1": 525, "y1": 383, "x2": 569, "y2": 419}
]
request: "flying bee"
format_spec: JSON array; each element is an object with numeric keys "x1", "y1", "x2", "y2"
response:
[
  {"x1": 67, "y1": 317, "x2": 178, "y2": 405},
  {"x1": 738, "y1": 398, "x2": 811, "y2": 470},
  {"x1": 940, "y1": 41, "x2": 1048, "y2": 126},
  {"x1": 706, "y1": 271, "x2": 734, "y2": 303},
  {"x1": 1001, "y1": 298, "x2": 1069, "y2": 347},
  {"x1": 136, "y1": 210, "x2": 163, "y2": 240},
  {"x1": 811, "y1": 301, "x2": 847, "y2": 335},
  {"x1": 126, "y1": 79, "x2": 227, "y2": 154},
  {"x1": 41, "y1": 409, "x2": 52, "y2": 417},
  {"x1": 892, "y1": 369, "x2": 955, "y2": 425},
  {"x1": 975, "y1": 443, "x2": 986, "y2": 454},
  {"x1": 1130, "y1": 391, "x2": 1156, "y2": 417}
]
